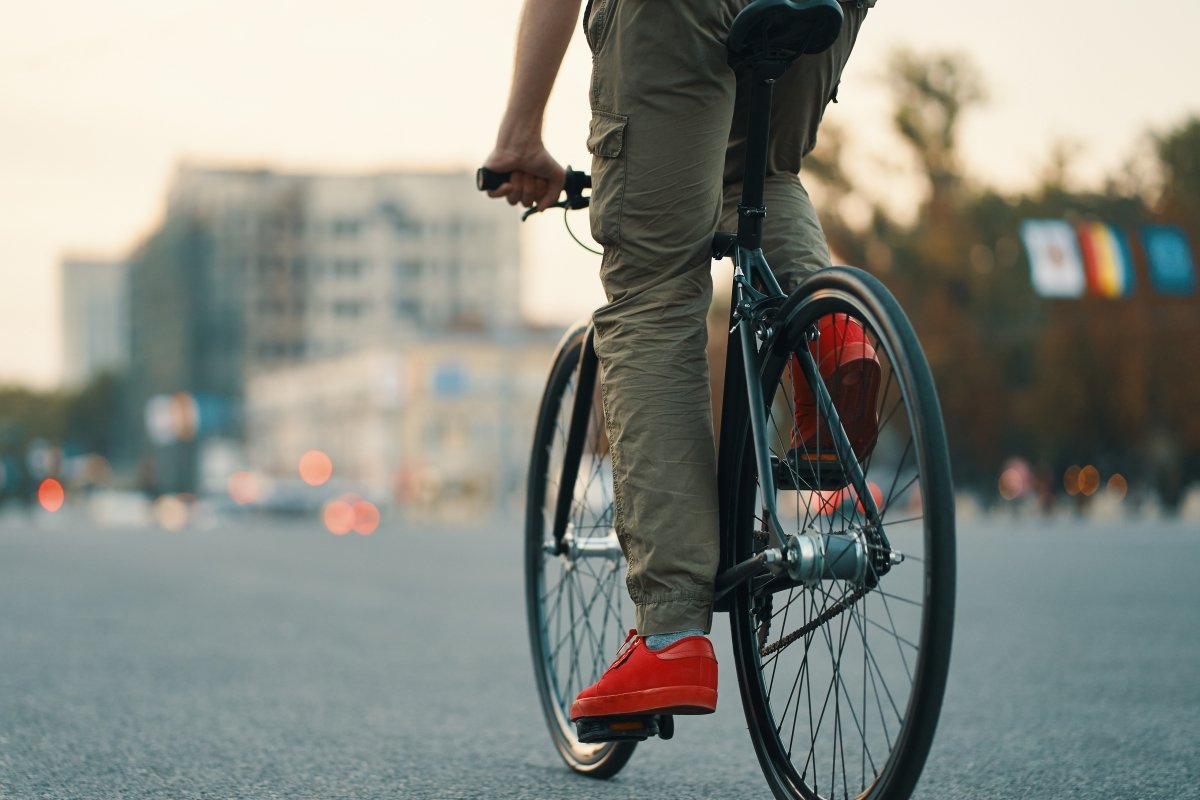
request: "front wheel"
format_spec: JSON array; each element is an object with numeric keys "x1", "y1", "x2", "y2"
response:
[
  {"x1": 730, "y1": 267, "x2": 956, "y2": 800},
  {"x1": 524, "y1": 323, "x2": 636, "y2": 778}
]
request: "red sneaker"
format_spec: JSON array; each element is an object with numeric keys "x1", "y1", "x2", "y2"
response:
[
  {"x1": 790, "y1": 313, "x2": 881, "y2": 464},
  {"x1": 569, "y1": 630, "x2": 718, "y2": 721}
]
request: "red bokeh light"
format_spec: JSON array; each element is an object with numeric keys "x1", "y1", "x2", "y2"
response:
[
  {"x1": 804, "y1": 482, "x2": 884, "y2": 516},
  {"x1": 323, "y1": 494, "x2": 381, "y2": 536},
  {"x1": 353, "y1": 500, "x2": 380, "y2": 535},
  {"x1": 323, "y1": 499, "x2": 355, "y2": 535},
  {"x1": 38, "y1": 478, "x2": 65, "y2": 513},
  {"x1": 299, "y1": 450, "x2": 334, "y2": 487},
  {"x1": 855, "y1": 482, "x2": 885, "y2": 514}
]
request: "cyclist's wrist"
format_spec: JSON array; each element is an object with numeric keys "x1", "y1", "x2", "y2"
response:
[{"x1": 495, "y1": 112, "x2": 546, "y2": 151}]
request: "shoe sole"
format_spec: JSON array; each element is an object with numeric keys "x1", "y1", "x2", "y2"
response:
[{"x1": 569, "y1": 686, "x2": 717, "y2": 721}]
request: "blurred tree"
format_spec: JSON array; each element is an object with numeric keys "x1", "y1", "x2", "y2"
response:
[
  {"x1": 815, "y1": 50, "x2": 1200, "y2": 506},
  {"x1": 0, "y1": 387, "x2": 67, "y2": 500},
  {"x1": 1144, "y1": 116, "x2": 1200, "y2": 507},
  {"x1": 805, "y1": 122, "x2": 869, "y2": 266},
  {"x1": 65, "y1": 372, "x2": 124, "y2": 457},
  {"x1": 0, "y1": 373, "x2": 125, "y2": 500},
  {"x1": 885, "y1": 49, "x2": 987, "y2": 202},
  {"x1": 878, "y1": 49, "x2": 1006, "y2": 488},
  {"x1": 1154, "y1": 116, "x2": 1200, "y2": 219}
]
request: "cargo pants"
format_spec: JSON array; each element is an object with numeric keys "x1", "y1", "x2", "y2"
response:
[{"x1": 585, "y1": 0, "x2": 868, "y2": 634}]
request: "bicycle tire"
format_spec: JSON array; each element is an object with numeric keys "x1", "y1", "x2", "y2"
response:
[
  {"x1": 728, "y1": 267, "x2": 955, "y2": 800},
  {"x1": 524, "y1": 323, "x2": 637, "y2": 779}
]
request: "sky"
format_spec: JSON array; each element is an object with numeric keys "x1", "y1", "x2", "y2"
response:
[{"x1": 3, "y1": 0, "x2": 1199, "y2": 388}]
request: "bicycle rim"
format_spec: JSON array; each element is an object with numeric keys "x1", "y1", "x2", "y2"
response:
[
  {"x1": 730, "y1": 268, "x2": 955, "y2": 800},
  {"x1": 524, "y1": 325, "x2": 637, "y2": 778}
]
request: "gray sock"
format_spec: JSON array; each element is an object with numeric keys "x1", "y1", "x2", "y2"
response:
[{"x1": 644, "y1": 629, "x2": 705, "y2": 651}]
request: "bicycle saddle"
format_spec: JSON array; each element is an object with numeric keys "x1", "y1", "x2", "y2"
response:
[{"x1": 727, "y1": 0, "x2": 844, "y2": 69}]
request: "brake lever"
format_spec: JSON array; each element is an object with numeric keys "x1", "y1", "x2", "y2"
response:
[
  {"x1": 521, "y1": 203, "x2": 559, "y2": 222},
  {"x1": 520, "y1": 197, "x2": 589, "y2": 222}
]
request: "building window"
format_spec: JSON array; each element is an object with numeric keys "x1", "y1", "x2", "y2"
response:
[
  {"x1": 333, "y1": 259, "x2": 363, "y2": 278},
  {"x1": 332, "y1": 218, "x2": 362, "y2": 238},
  {"x1": 333, "y1": 300, "x2": 365, "y2": 318},
  {"x1": 256, "y1": 299, "x2": 286, "y2": 315},
  {"x1": 395, "y1": 259, "x2": 422, "y2": 281},
  {"x1": 395, "y1": 298, "x2": 420, "y2": 319}
]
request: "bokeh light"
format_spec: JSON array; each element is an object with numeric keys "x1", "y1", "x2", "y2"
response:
[
  {"x1": 227, "y1": 471, "x2": 261, "y2": 506},
  {"x1": 807, "y1": 489, "x2": 843, "y2": 516},
  {"x1": 1078, "y1": 465, "x2": 1101, "y2": 497},
  {"x1": 171, "y1": 392, "x2": 199, "y2": 442},
  {"x1": 144, "y1": 393, "x2": 200, "y2": 445},
  {"x1": 799, "y1": 483, "x2": 884, "y2": 516},
  {"x1": 1064, "y1": 465, "x2": 1082, "y2": 496},
  {"x1": 153, "y1": 495, "x2": 190, "y2": 531},
  {"x1": 323, "y1": 494, "x2": 381, "y2": 536},
  {"x1": 999, "y1": 470, "x2": 1021, "y2": 501},
  {"x1": 998, "y1": 458, "x2": 1033, "y2": 501},
  {"x1": 855, "y1": 482, "x2": 885, "y2": 514},
  {"x1": 353, "y1": 500, "x2": 380, "y2": 535},
  {"x1": 38, "y1": 478, "x2": 65, "y2": 512},
  {"x1": 299, "y1": 450, "x2": 334, "y2": 487},
  {"x1": 323, "y1": 499, "x2": 355, "y2": 535},
  {"x1": 1107, "y1": 473, "x2": 1129, "y2": 501}
]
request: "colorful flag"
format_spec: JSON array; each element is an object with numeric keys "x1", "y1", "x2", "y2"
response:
[
  {"x1": 1076, "y1": 222, "x2": 1136, "y2": 297},
  {"x1": 1141, "y1": 225, "x2": 1197, "y2": 295},
  {"x1": 1020, "y1": 220, "x2": 1086, "y2": 298}
]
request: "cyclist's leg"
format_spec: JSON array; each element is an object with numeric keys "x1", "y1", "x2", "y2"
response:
[
  {"x1": 721, "y1": 3, "x2": 875, "y2": 467},
  {"x1": 720, "y1": 0, "x2": 869, "y2": 294},
  {"x1": 585, "y1": 0, "x2": 743, "y2": 639}
]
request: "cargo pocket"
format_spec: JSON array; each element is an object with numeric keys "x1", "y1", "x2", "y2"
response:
[{"x1": 587, "y1": 111, "x2": 628, "y2": 249}]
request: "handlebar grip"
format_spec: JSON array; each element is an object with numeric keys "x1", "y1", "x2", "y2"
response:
[{"x1": 476, "y1": 167, "x2": 510, "y2": 192}]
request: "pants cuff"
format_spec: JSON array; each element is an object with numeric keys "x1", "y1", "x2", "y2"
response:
[{"x1": 636, "y1": 596, "x2": 713, "y2": 636}]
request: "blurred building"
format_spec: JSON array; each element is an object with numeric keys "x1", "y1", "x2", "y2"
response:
[
  {"x1": 60, "y1": 257, "x2": 129, "y2": 388},
  {"x1": 123, "y1": 164, "x2": 521, "y2": 493},
  {"x1": 244, "y1": 332, "x2": 559, "y2": 518}
]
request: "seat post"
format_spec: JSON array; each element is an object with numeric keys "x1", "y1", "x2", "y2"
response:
[{"x1": 737, "y1": 61, "x2": 788, "y2": 253}]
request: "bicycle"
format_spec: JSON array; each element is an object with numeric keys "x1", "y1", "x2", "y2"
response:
[{"x1": 478, "y1": 1, "x2": 955, "y2": 797}]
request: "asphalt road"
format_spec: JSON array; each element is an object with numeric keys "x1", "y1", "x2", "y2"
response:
[{"x1": 1, "y1": 510, "x2": 1198, "y2": 799}]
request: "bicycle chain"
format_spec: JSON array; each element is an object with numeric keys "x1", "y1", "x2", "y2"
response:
[{"x1": 758, "y1": 586, "x2": 871, "y2": 658}]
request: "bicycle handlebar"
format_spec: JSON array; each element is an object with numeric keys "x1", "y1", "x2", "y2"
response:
[{"x1": 476, "y1": 166, "x2": 592, "y2": 219}]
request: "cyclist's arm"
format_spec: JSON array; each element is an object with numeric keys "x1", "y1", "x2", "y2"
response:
[{"x1": 484, "y1": 0, "x2": 583, "y2": 210}]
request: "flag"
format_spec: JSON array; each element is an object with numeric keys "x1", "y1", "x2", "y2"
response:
[
  {"x1": 1020, "y1": 220, "x2": 1086, "y2": 298},
  {"x1": 1076, "y1": 222, "x2": 1135, "y2": 297},
  {"x1": 1142, "y1": 225, "x2": 1197, "y2": 295}
]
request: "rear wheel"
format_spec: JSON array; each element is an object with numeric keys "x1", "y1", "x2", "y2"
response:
[
  {"x1": 730, "y1": 268, "x2": 955, "y2": 800},
  {"x1": 525, "y1": 323, "x2": 636, "y2": 778}
]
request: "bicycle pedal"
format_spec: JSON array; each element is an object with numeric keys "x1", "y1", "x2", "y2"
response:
[
  {"x1": 773, "y1": 450, "x2": 851, "y2": 492},
  {"x1": 575, "y1": 714, "x2": 674, "y2": 743}
]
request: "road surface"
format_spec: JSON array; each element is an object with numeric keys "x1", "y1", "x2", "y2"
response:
[{"x1": 1, "y1": 510, "x2": 1197, "y2": 798}]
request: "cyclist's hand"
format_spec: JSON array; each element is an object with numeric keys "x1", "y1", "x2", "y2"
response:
[{"x1": 482, "y1": 143, "x2": 565, "y2": 212}]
